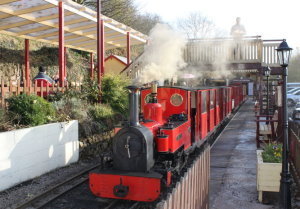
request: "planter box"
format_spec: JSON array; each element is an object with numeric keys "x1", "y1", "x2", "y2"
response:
[
  {"x1": 0, "y1": 120, "x2": 79, "y2": 192},
  {"x1": 256, "y1": 150, "x2": 281, "y2": 202}
]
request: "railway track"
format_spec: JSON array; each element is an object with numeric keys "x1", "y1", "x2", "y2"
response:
[
  {"x1": 14, "y1": 163, "x2": 142, "y2": 209},
  {"x1": 103, "y1": 200, "x2": 141, "y2": 209},
  {"x1": 15, "y1": 164, "x2": 101, "y2": 209}
]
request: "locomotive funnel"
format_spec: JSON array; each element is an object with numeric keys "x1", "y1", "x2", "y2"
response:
[
  {"x1": 127, "y1": 86, "x2": 140, "y2": 126},
  {"x1": 151, "y1": 82, "x2": 158, "y2": 94},
  {"x1": 151, "y1": 81, "x2": 158, "y2": 103}
]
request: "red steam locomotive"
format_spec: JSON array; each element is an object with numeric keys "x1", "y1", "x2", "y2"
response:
[{"x1": 89, "y1": 83, "x2": 246, "y2": 202}]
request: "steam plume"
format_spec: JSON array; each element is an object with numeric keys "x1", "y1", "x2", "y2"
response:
[{"x1": 135, "y1": 24, "x2": 186, "y2": 84}]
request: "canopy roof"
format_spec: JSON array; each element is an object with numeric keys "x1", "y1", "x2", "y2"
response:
[{"x1": 0, "y1": 0, "x2": 148, "y2": 52}]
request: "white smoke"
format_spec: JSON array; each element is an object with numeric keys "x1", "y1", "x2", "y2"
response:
[
  {"x1": 135, "y1": 24, "x2": 186, "y2": 84},
  {"x1": 184, "y1": 39, "x2": 243, "y2": 80}
]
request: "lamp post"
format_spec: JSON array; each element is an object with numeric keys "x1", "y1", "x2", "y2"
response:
[
  {"x1": 276, "y1": 39, "x2": 293, "y2": 209},
  {"x1": 264, "y1": 66, "x2": 271, "y2": 118}
]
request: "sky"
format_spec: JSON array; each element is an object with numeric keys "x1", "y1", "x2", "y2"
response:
[{"x1": 134, "y1": 0, "x2": 300, "y2": 52}]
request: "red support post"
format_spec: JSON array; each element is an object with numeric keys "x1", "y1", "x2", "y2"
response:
[
  {"x1": 97, "y1": 19, "x2": 104, "y2": 79},
  {"x1": 97, "y1": 0, "x2": 102, "y2": 86},
  {"x1": 100, "y1": 19, "x2": 104, "y2": 76},
  {"x1": 127, "y1": 32, "x2": 131, "y2": 66},
  {"x1": 64, "y1": 46, "x2": 67, "y2": 80},
  {"x1": 24, "y1": 39, "x2": 30, "y2": 87},
  {"x1": 58, "y1": 1, "x2": 64, "y2": 87},
  {"x1": 90, "y1": 52, "x2": 94, "y2": 79}
]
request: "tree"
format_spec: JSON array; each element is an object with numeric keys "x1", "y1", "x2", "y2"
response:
[
  {"x1": 177, "y1": 11, "x2": 225, "y2": 39},
  {"x1": 132, "y1": 13, "x2": 162, "y2": 35},
  {"x1": 72, "y1": 0, "x2": 137, "y2": 28},
  {"x1": 72, "y1": 0, "x2": 161, "y2": 35}
]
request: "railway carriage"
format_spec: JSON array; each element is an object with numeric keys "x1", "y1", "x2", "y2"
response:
[{"x1": 89, "y1": 83, "x2": 246, "y2": 202}]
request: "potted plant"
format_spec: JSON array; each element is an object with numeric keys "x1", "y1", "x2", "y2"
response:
[{"x1": 257, "y1": 142, "x2": 282, "y2": 203}]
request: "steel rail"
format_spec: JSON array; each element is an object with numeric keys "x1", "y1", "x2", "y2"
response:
[
  {"x1": 103, "y1": 200, "x2": 119, "y2": 209},
  {"x1": 15, "y1": 163, "x2": 101, "y2": 209},
  {"x1": 128, "y1": 202, "x2": 140, "y2": 209},
  {"x1": 36, "y1": 177, "x2": 88, "y2": 209}
]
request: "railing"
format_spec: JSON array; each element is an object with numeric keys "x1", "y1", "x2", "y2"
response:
[
  {"x1": 261, "y1": 40, "x2": 282, "y2": 66},
  {"x1": 122, "y1": 37, "x2": 283, "y2": 80},
  {"x1": 0, "y1": 79, "x2": 80, "y2": 108},
  {"x1": 184, "y1": 37, "x2": 282, "y2": 66},
  {"x1": 184, "y1": 37, "x2": 262, "y2": 64},
  {"x1": 156, "y1": 144, "x2": 210, "y2": 209}
]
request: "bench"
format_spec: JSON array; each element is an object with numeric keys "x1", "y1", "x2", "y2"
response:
[{"x1": 256, "y1": 110, "x2": 279, "y2": 148}]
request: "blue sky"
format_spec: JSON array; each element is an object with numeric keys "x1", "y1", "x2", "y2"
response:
[{"x1": 134, "y1": 0, "x2": 300, "y2": 50}]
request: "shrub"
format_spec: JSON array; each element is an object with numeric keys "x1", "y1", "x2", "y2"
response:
[
  {"x1": 0, "y1": 108, "x2": 4, "y2": 121},
  {"x1": 88, "y1": 104, "x2": 114, "y2": 122},
  {"x1": 81, "y1": 78, "x2": 99, "y2": 104},
  {"x1": 0, "y1": 108, "x2": 15, "y2": 132},
  {"x1": 78, "y1": 105, "x2": 115, "y2": 138},
  {"x1": 7, "y1": 94, "x2": 56, "y2": 126},
  {"x1": 53, "y1": 97, "x2": 88, "y2": 121},
  {"x1": 262, "y1": 142, "x2": 282, "y2": 163},
  {"x1": 47, "y1": 91, "x2": 64, "y2": 102},
  {"x1": 87, "y1": 104, "x2": 115, "y2": 131},
  {"x1": 101, "y1": 74, "x2": 130, "y2": 115}
]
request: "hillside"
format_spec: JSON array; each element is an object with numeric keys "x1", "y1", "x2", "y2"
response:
[{"x1": 0, "y1": 34, "x2": 93, "y2": 83}]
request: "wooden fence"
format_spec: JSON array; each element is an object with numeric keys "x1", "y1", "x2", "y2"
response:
[
  {"x1": 0, "y1": 79, "x2": 81, "y2": 108},
  {"x1": 184, "y1": 38, "x2": 262, "y2": 64},
  {"x1": 289, "y1": 120, "x2": 300, "y2": 191},
  {"x1": 156, "y1": 144, "x2": 210, "y2": 209},
  {"x1": 184, "y1": 38, "x2": 281, "y2": 66}
]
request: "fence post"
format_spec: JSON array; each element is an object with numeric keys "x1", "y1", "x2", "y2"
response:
[
  {"x1": 40, "y1": 85, "x2": 43, "y2": 98},
  {"x1": 34, "y1": 80, "x2": 37, "y2": 95},
  {"x1": 46, "y1": 84, "x2": 49, "y2": 99},
  {"x1": 257, "y1": 39, "x2": 263, "y2": 63},
  {"x1": 17, "y1": 80, "x2": 20, "y2": 95},
  {"x1": 9, "y1": 80, "x2": 12, "y2": 97},
  {"x1": 1, "y1": 79, "x2": 4, "y2": 108}
]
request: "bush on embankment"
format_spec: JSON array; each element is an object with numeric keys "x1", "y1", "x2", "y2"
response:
[
  {"x1": 50, "y1": 74, "x2": 129, "y2": 137},
  {"x1": 1, "y1": 74, "x2": 129, "y2": 137},
  {"x1": 6, "y1": 94, "x2": 56, "y2": 126},
  {"x1": 101, "y1": 74, "x2": 130, "y2": 115}
]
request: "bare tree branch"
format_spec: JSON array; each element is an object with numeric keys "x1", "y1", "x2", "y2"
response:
[{"x1": 177, "y1": 11, "x2": 225, "y2": 39}]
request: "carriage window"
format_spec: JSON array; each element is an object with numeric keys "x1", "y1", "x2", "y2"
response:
[
  {"x1": 210, "y1": 91, "x2": 215, "y2": 109},
  {"x1": 170, "y1": 93, "x2": 183, "y2": 106},
  {"x1": 201, "y1": 92, "x2": 207, "y2": 113}
]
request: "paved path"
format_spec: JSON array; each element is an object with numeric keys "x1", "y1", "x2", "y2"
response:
[{"x1": 210, "y1": 99, "x2": 276, "y2": 209}]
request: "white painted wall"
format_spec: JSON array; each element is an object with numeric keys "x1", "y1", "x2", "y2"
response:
[{"x1": 0, "y1": 120, "x2": 79, "y2": 192}]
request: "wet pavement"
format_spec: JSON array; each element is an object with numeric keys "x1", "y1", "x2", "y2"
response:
[{"x1": 210, "y1": 100, "x2": 277, "y2": 209}]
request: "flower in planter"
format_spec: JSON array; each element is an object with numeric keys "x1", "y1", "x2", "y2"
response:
[{"x1": 262, "y1": 142, "x2": 282, "y2": 163}]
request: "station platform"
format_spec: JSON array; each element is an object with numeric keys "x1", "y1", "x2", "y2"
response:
[{"x1": 209, "y1": 99, "x2": 275, "y2": 209}]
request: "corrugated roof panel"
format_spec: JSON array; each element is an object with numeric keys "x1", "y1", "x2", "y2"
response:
[{"x1": 0, "y1": 0, "x2": 148, "y2": 52}]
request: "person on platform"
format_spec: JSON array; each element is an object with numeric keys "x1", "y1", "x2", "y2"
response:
[
  {"x1": 230, "y1": 17, "x2": 246, "y2": 60},
  {"x1": 230, "y1": 17, "x2": 246, "y2": 38},
  {"x1": 33, "y1": 66, "x2": 54, "y2": 84},
  {"x1": 33, "y1": 66, "x2": 54, "y2": 96}
]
